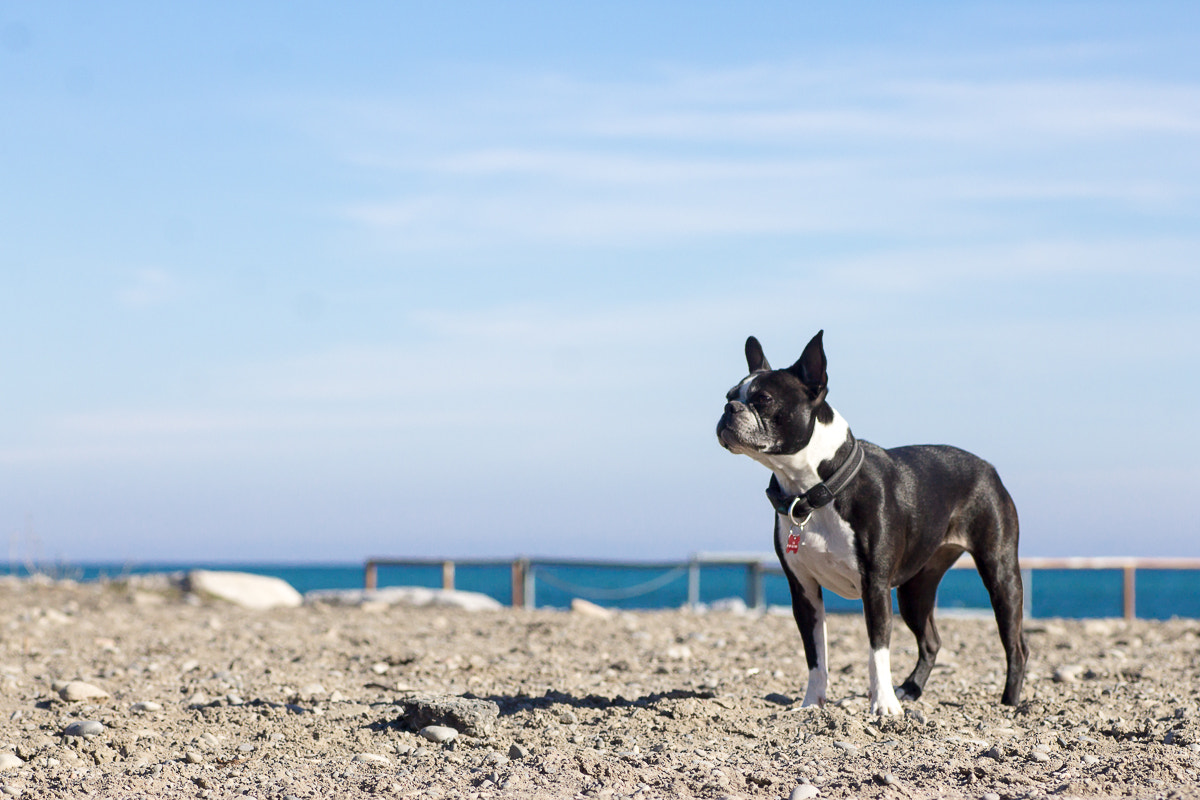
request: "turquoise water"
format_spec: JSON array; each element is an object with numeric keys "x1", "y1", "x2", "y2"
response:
[{"x1": 5, "y1": 561, "x2": 1198, "y2": 619}]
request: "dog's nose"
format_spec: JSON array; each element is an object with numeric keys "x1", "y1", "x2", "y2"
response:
[{"x1": 724, "y1": 400, "x2": 744, "y2": 416}]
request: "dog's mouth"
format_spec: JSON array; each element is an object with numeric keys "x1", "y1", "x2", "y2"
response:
[{"x1": 717, "y1": 416, "x2": 761, "y2": 453}]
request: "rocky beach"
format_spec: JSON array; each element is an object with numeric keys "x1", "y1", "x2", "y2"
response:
[{"x1": 2, "y1": 574, "x2": 1199, "y2": 799}]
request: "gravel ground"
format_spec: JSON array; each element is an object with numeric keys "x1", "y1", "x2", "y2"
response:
[{"x1": 2, "y1": 576, "x2": 1200, "y2": 799}]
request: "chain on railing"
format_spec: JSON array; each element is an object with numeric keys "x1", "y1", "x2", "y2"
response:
[{"x1": 530, "y1": 564, "x2": 689, "y2": 604}]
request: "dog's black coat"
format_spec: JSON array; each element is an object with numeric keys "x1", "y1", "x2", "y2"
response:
[{"x1": 717, "y1": 331, "x2": 1028, "y2": 709}]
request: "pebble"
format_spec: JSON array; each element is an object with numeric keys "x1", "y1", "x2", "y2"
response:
[
  {"x1": 832, "y1": 741, "x2": 858, "y2": 756},
  {"x1": 0, "y1": 754, "x2": 23, "y2": 771},
  {"x1": 419, "y1": 725, "x2": 458, "y2": 744},
  {"x1": 185, "y1": 751, "x2": 204, "y2": 764},
  {"x1": 62, "y1": 720, "x2": 105, "y2": 737},
  {"x1": 1030, "y1": 750, "x2": 1051, "y2": 763},
  {"x1": 1053, "y1": 664, "x2": 1085, "y2": 683},
  {"x1": 58, "y1": 681, "x2": 110, "y2": 702},
  {"x1": 982, "y1": 794, "x2": 1001, "y2": 800},
  {"x1": 130, "y1": 701, "x2": 162, "y2": 713},
  {"x1": 352, "y1": 753, "x2": 390, "y2": 765},
  {"x1": 876, "y1": 772, "x2": 898, "y2": 786},
  {"x1": 509, "y1": 743, "x2": 530, "y2": 759},
  {"x1": 789, "y1": 785, "x2": 820, "y2": 800}
]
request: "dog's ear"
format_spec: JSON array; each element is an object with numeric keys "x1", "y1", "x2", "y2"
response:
[
  {"x1": 745, "y1": 336, "x2": 771, "y2": 372},
  {"x1": 788, "y1": 330, "x2": 828, "y2": 399}
]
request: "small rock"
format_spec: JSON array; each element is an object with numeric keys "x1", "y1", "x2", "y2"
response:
[
  {"x1": 833, "y1": 741, "x2": 858, "y2": 756},
  {"x1": 0, "y1": 753, "x2": 23, "y2": 771},
  {"x1": 983, "y1": 745, "x2": 1004, "y2": 761},
  {"x1": 130, "y1": 701, "x2": 162, "y2": 713},
  {"x1": 1053, "y1": 665, "x2": 1085, "y2": 683},
  {"x1": 352, "y1": 753, "x2": 390, "y2": 765},
  {"x1": 58, "y1": 681, "x2": 110, "y2": 702},
  {"x1": 1030, "y1": 750, "x2": 1051, "y2": 763},
  {"x1": 298, "y1": 683, "x2": 326, "y2": 700},
  {"x1": 62, "y1": 720, "x2": 105, "y2": 737},
  {"x1": 186, "y1": 692, "x2": 209, "y2": 709},
  {"x1": 509, "y1": 743, "x2": 530, "y2": 759},
  {"x1": 1082, "y1": 754, "x2": 1100, "y2": 765},
  {"x1": 225, "y1": 694, "x2": 244, "y2": 706},
  {"x1": 982, "y1": 794, "x2": 1001, "y2": 800},
  {"x1": 876, "y1": 772, "x2": 898, "y2": 786},
  {"x1": 558, "y1": 710, "x2": 578, "y2": 725},
  {"x1": 789, "y1": 785, "x2": 820, "y2": 800},
  {"x1": 185, "y1": 751, "x2": 204, "y2": 764},
  {"x1": 419, "y1": 725, "x2": 458, "y2": 744},
  {"x1": 905, "y1": 707, "x2": 927, "y2": 725},
  {"x1": 570, "y1": 598, "x2": 614, "y2": 619},
  {"x1": 371, "y1": 662, "x2": 390, "y2": 675}
]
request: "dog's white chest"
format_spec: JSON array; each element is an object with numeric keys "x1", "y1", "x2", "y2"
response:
[{"x1": 777, "y1": 508, "x2": 862, "y2": 600}]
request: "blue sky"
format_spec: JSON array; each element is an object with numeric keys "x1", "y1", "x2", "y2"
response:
[{"x1": 2, "y1": 3, "x2": 1198, "y2": 564}]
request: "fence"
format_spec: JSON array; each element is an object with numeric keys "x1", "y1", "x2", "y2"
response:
[{"x1": 363, "y1": 554, "x2": 1200, "y2": 620}]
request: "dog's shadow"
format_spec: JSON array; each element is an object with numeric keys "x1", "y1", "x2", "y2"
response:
[
  {"x1": 365, "y1": 687, "x2": 719, "y2": 734},
  {"x1": 470, "y1": 687, "x2": 717, "y2": 717}
]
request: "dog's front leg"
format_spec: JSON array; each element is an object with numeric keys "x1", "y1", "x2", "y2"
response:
[
  {"x1": 862, "y1": 578, "x2": 903, "y2": 716},
  {"x1": 777, "y1": 558, "x2": 828, "y2": 705}
]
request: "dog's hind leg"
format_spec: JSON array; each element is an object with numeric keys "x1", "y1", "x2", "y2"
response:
[
  {"x1": 896, "y1": 546, "x2": 963, "y2": 701},
  {"x1": 971, "y1": 495, "x2": 1028, "y2": 706}
]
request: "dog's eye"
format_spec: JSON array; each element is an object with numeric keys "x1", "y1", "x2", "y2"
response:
[{"x1": 750, "y1": 393, "x2": 771, "y2": 408}]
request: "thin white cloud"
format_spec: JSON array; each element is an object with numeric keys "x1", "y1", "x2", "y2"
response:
[{"x1": 115, "y1": 268, "x2": 180, "y2": 308}]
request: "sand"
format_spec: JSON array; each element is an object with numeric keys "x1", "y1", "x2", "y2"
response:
[{"x1": 2, "y1": 575, "x2": 1199, "y2": 799}]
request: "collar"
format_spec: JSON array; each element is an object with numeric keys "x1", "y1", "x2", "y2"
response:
[{"x1": 765, "y1": 438, "x2": 864, "y2": 527}]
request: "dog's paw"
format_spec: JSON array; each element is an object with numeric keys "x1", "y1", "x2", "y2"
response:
[
  {"x1": 895, "y1": 682, "x2": 922, "y2": 702},
  {"x1": 870, "y1": 692, "x2": 903, "y2": 716}
]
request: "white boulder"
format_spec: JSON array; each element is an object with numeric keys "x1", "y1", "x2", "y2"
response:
[{"x1": 186, "y1": 570, "x2": 302, "y2": 610}]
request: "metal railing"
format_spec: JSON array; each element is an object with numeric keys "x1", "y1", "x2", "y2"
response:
[{"x1": 363, "y1": 554, "x2": 1200, "y2": 620}]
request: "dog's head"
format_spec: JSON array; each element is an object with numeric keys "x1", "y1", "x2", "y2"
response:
[{"x1": 716, "y1": 330, "x2": 835, "y2": 458}]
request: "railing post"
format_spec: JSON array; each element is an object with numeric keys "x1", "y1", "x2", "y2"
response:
[
  {"x1": 442, "y1": 560, "x2": 455, "y2": 591},
  {"x1": 364, "y1": 560, "x2": 377, "y2": 591},
  {"x1": 511, "y1": 559, "x2": 525, "y2": 608},
  {"x1": 688, "y1": 557, "x2": 700, "y2": 609},
  {"x1": 746, "y1": 562, "x2": 764, "y2": 610},
  {"x1": 1123, "y1": 565, "x2": 1136, "y2": 620},
  {"x1": 524, "y1": 563, "x2": 536, "y2": 609},
  {"x1": 1022, "y1": 568, "x2": 1032, "y2": 620}
]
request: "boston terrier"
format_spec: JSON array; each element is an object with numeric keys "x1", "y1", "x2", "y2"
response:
[{"x1": 716, "y1": 331, "x2": 1027, "y2": 714}]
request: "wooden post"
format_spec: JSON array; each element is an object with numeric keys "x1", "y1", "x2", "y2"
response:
[
  {"x1": 746, "y1": 562, "x2": 765, "y2": 610},
  {"x1": 364, "y1": 560, "x2": 377, "y2": 591},
  {"x1": 688, "y1": 558, "x2": 700, "y2": 608},
  {"x1": 511, "y1": 560, "x2": 525, "y2": 608},
  {"x1": 442, "y1": 560, "x2": 455, "y2": 591},
  {"x1": 1123, "y1": 565, "x2": 1136, "y2": 620}
]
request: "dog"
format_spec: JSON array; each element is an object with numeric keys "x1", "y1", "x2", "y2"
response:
[{"x1": 716, "y1": 331, "x2": 1027, "y2": 714}]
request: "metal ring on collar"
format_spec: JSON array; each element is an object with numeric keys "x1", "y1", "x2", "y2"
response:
[{"x1": 787, "y1": 498, "x2": 812, "y2": 529}]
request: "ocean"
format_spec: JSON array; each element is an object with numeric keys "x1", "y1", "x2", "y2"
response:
[{"x1": 5, "y1": 560, "x2": 1199, "y2": 620}]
